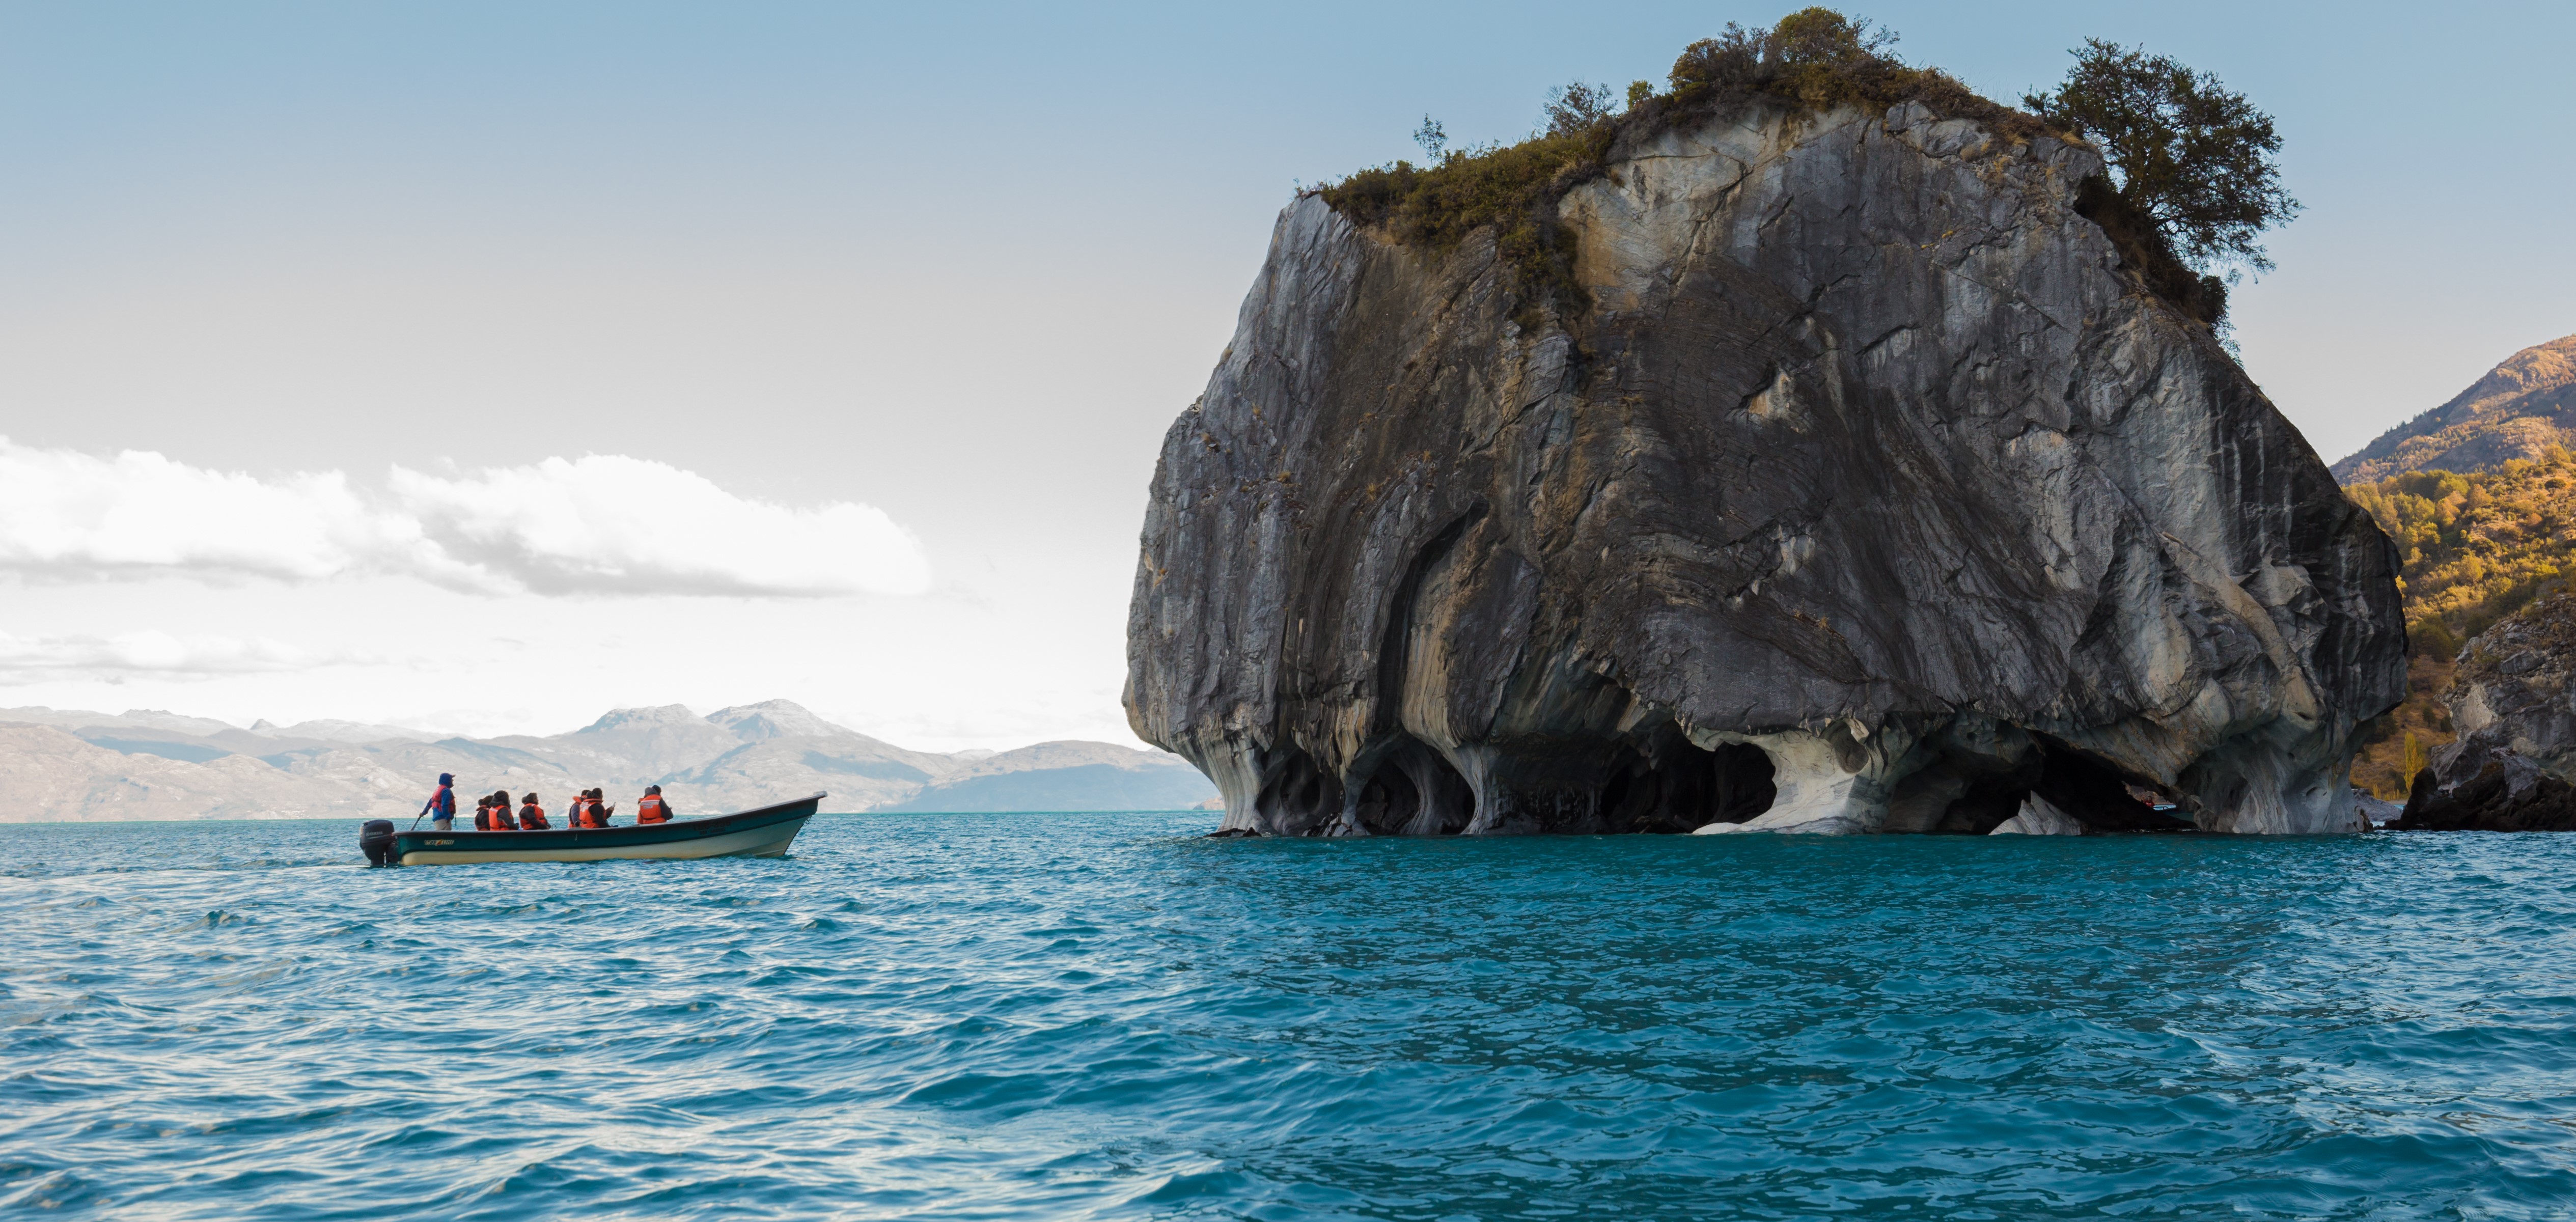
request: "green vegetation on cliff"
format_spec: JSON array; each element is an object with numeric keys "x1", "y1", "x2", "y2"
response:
[
  {"x1": 1319, "y1": 9, "x2": 2287, "y2": 334},
  {"x1": 1321, "y1": 9, "x2": 2043, "y2": 320},
  {"x1": 2025, "y1": 40, "x2": 2300, "y2": 279}
]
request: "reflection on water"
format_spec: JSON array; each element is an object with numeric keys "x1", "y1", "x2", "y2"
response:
[{"x1": 3, "y1": 814, "x2": 2572, "y2": 1219}]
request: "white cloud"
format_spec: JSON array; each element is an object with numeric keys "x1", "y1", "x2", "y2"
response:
[
  {"x1": 0, "y1": 439, "x2": 430, "y2": 581},
  {"x1": 390, "y1": 455, "x2": 931, "y2": 596},
  {"x1": 0, "y1": 627, "x2": 329, "y2": 680},
  {"x1": 0, "y1": 438, "x2": 929, "y2": 597}
]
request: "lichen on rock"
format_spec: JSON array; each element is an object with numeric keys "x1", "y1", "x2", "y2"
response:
[{"x1": 1125, "y1": 97, "x2": 2405, "y2": 837}]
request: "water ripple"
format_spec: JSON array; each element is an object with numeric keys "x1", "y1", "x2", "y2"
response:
[{"x1": 3, "y1": 817, "x2": 2572, "y2": 1218}]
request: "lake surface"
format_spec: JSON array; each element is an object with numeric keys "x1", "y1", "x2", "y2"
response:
[{"x1": 3, "y1": 813, "x2": 2571, "y2": 1220}]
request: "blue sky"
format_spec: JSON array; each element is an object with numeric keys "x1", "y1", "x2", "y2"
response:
[{"x1": 1, "y1": 1, "x2": 2567, "y2": 745}]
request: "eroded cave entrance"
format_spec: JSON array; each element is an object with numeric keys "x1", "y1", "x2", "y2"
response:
[
  {"x1": 2025, "y1": 736, "x2": 2194, "y2": 833},
  {"x1": 1249, "y1": 721, "x2": 2195, "y2": 837},
  {"x1": 1906, "y1": 732, "x2": 2193, "y2": 835},
  {"x1": 1599, "y1": 734, "x2": 1777, "y2": 834},
  {"x1": 1350, "y1": 738, "x2": 1476, "y2": 836},
  {"x1": 1255, "y1": 746, "x2": 1344, "y2": 837}
]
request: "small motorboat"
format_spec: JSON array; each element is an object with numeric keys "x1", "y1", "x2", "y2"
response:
[{"x1": 388, "y1": 792, "x2": 823, "y2": 866}]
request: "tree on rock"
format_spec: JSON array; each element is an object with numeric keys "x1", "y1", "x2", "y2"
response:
[{"x1": 2026, "y1": 41, "x2": 2300, "y2": 277}]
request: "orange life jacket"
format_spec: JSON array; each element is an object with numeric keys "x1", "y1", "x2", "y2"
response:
[
  {"x1": 577, "y1": 798, "x2": 602, "y2": 828},
  {"x1": 637, "y1": 795, "x2": 670, "y2": 824},
  {"x1": 518, "y1": 803, "x2": 548, "y2": 829},
  {"x1": 491, "y1": 805, "x2": 518, "y2": 830}
]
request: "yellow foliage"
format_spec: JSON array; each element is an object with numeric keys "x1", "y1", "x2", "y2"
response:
[
  {"x1": 2345, "y1": 453, "x2": 2576, "y2": 800},
  {"x1": 2350, "y1": 450, "x2": 2576, "y2": 645}
]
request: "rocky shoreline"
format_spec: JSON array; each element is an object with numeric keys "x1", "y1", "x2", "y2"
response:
[{"x1": 2391, "y1": 593, "x2": 2576, "y2": 831}]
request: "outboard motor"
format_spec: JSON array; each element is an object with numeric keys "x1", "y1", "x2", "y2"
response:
[{"x1": 359, "y1": 819, "x2": 398, "y2": 868}]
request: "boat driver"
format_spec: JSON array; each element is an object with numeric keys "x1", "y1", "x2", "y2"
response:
[{"x1": 421, "y1": 773, "x2": 456, "y2": 831}]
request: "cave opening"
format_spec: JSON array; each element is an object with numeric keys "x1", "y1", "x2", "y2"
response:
[
  {"x1": 1599, "y1": 736, "x2": 1777, "y2": 833},
  {"x1": 1921, "y1": 734, "x2": 2194, "y2": 834},
  {"x1": 1352, "y1": 765, "x2": 1419, "y2": 834},
  {"x1": 1351, "y1": 738, "x2": 1476, "y2": 836},
  {"x1": 1711, "y1": 743, "x2": 1779, "y2": 826},
  {"x1": 1255, "y1": 746, "x2": 1344, "y2": 836},
  {"x1": 1928, "y1": 768, "x2": 2036, "y2": 834},
  {"x1": 2028, "y1": 737, "x2": 2195, "y2": 832}
]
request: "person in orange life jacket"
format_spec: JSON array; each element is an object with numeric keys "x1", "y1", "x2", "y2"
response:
[
  {"x1": 487, "y1": 789, "x2": 519, "y2": 831},
  {"x1": 421, "y1": 773, "x2": 456, "y2": 830},
  {"x1": 561, "y1": 790, "x2": 587, "y2": 827},
  {"x1": 517, "y1": 792, "x2": 549, "y2": 830},
  {"x1": 635, "y1": 786, "x2": 673, "y2": 824},
  {"x1": 587, "y1": 788, "x2": 617, "y2": 826}
]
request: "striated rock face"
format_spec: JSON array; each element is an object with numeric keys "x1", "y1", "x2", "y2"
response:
[
  {"x1": 1126, "y1": 99, "x2": 2406, "y2": 837},
  {"x1": 2395, "y1": 594, "x2": 2576, "y2": 830},
  {"x1": 2333, "y1": 334, "x2": 2576, "y2": 483}
]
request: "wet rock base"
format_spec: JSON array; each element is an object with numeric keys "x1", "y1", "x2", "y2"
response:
[{"x1": 2392, "y1": 751, "x2": 2576, "y2": 832}]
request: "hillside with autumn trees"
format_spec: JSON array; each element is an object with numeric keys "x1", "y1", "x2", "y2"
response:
[{"x1": 2345, "y1": 445, "x2": 2576, "y2": 796}]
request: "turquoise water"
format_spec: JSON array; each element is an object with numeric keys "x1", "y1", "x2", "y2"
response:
[{"x1": 3, "y1": 814, "x2": 2572, "y2": 1220}]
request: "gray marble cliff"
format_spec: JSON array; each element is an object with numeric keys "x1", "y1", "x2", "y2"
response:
[{"x1": 1125, "y1": 99, "x2": 2406, "y2": 837}]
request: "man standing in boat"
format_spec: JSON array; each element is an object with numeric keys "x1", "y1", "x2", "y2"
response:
[{"x1": 421, "y1": 773, "x2": 457, "y2": 831}]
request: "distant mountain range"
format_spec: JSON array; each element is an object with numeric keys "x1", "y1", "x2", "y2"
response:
[
  {"x1": 2333, "y1": 334, "x2": 2576, "y2": 483},
  {"x1": 0, "y1": 700, "x2": 1217, "y2": 822}
]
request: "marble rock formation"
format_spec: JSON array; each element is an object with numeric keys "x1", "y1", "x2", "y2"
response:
[
  {"x1": 2395, "y1": 594, "x2": 2576, "y2": 831},
  {"x1": 1989, "y1": 794, "x2": 2085, "y2": 836},
  {"x1": 1125, "y1": 99, "x2": 2406, "y2": 837}
]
